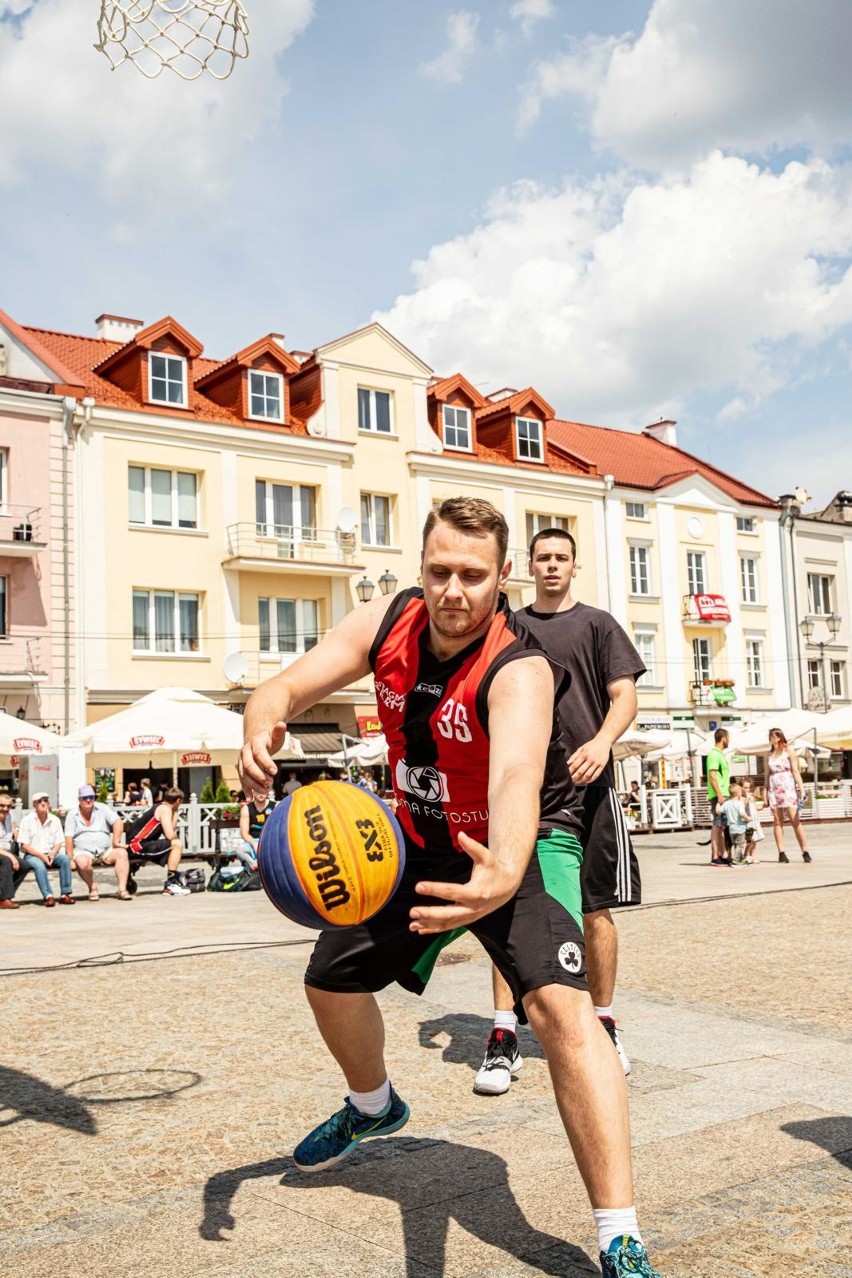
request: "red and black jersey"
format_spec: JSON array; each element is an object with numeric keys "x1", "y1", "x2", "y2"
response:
[
  {"x1": 369, "y1": 588, "x2": 581, "y2": 854},
  {"x1": 127, "y1": 804, "x2": 166, "y2": 854}
]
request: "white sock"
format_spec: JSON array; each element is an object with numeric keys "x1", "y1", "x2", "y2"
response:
[
  {"x1": 493, "y1": 1010, "x2": 517, "y2": 1034},
  {"x1": 594, "y1": 1004, "x2": 614, "y2": 1021},
  {"x1": 349, "y1": 1079, "x2": 390, "y2": 1115},
  {"x1": 594, "y1": 1207, "x2": 641, "y2": 1254}
]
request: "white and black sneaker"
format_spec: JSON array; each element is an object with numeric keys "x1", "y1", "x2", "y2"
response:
[
  {"x1": 599, "y1": 1015, "x2": 631, "y2": 1076},
  {"x1": 473, "y1": 1028, "x2": 523, "y2": 1095},
  {"x1": 163, "y1": 877, "x2": 190, "y2": 896}
]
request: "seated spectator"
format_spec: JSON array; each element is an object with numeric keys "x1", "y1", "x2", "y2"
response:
[
  {"x1": 626, "y1": 780, "x2": 641, "y2": 813},
  {"x1": 65, "y1": 785, "x2": 131, "y2": 901},
  {"x1": 123, "y1": 782, "x2": 142, "y2": 805},
  {"x1": 139, "y1": 777, "x2": 153, "y2": 805},
  {"x1": 19, "y1": 793, "x2": 74, "y2": 906},
  {"x1": 235, "y1": 793, "x2": 276, "y2": 871},
  {"x1": 0, "y1": 794, "x2": 21, "y2": 909},
  {"x1": 126, "y1": 787, "x2": 189, "y2": 895}
]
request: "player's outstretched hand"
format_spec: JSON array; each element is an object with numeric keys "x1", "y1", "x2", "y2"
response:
[
  {"x1": 239, "y1": 721, "x2": 288, "y2": 798},
  {"x1": 410, "y1": 832, "x2": 522, "y2": 933}
]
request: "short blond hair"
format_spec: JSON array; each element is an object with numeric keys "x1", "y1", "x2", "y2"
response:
[{"x1": 422, "y1": 497, "x2": 509, "y2": 565}]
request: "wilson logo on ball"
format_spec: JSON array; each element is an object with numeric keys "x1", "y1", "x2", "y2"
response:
[{"x1": 258, "y1": 780, "x2": 405, "y2": 929}]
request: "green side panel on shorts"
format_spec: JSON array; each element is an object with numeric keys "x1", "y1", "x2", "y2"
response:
[
  {"x1": 410, "y1": 927, "x2": 467, "y2": 985},
  {"x1": 536, "y1": 829, "x2": 584, "y2": 930}
]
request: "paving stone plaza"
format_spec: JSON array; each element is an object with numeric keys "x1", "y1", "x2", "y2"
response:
[{"x1": 3, "y1": 826, "x2": 851, "y2": 1277}]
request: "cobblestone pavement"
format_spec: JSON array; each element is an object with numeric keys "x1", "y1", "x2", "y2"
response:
[{"x1": 2, "y1": 825, "x2": 850, "y2": 1276}]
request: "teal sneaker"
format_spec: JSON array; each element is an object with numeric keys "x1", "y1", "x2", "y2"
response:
[
  {"x1": 600, "y1": 1235, "x2": 663, "y2": 1276},
  {"x1": 293, "y1": 1087, "x2": 410, "y2": 1172}
]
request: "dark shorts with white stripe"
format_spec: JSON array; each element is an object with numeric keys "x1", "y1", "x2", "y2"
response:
[{"x1": 578, "y1": 785, "x2": 641, "y2": 912}]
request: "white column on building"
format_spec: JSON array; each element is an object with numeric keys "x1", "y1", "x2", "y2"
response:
[
  {"x1": 656, "y1": 502, "x2": 683, "y2": 710},
  {"x1": 762, "y1": 515, "x2": 792, "y2": 707},
  {"x1": 717, "y1": 510, "x2": 745, "y2": 691},
  {"x1": 602, "y1": 492, "x2": 626, "y2": 622},
  {"x1": 78, "y1": 428, "x2": 109, "y2": 690},
  {"x1": 220, "y1": 451, "x2": 241, "y2": 657}
]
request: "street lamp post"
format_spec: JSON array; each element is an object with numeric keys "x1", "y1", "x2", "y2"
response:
[
  {"x1": 378, "y1": 569, "x2": 398, "y2": 596},
  {"x1": 355, "y1": 575, "x2": 374, "y2": 603},
  {"x1": 798, "y1": 612, "x2": 841, "y2": 712}
]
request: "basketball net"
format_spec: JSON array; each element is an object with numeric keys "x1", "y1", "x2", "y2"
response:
[{"x1": 95, "y1": 0, "x2": 249, "y2": 80}]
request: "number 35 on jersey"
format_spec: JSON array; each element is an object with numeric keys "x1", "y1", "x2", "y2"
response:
[{"x1": 436, "y1": 699, "x2": 472, "y2": 743}]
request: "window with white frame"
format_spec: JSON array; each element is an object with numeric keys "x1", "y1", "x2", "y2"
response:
[
  {"x1": 0, "y1": 449, "x2": 7, "y2": 509},
  {"x1": 255, "y1": 481, "x2": 316, "y2": 539},
  {"x1": 746, "y1": 638, "x2": 765, "y2": 688},
  {"x1": 0, "y1": 575, "x2": 7, "y2": 638},
  {"x1": 248, "y1": 370, "x2": 284, "y2": 422},
  {"x1": 515, "y1": 417, "x2": 543, "y2": 461},
  {"x1": 525, "y1": 512, "x2": 568, "y2": 544},
  {"x1": 807, "y1": 660, "x2": 821, "y2": 691},
  {"x1": 360, "y1": 493, "x2": 391, "y2": 546},
  {"x1": 692, "y1": 637, "x2": 712, "y2": 683},
  {"x1": 358, "y1": 387, "x2": 393, "y2": 434},
  {"x1": 442, "y1": 404, "x2": 471, "y2": 451},
  {"x1": 740, "y1": 556, "x2": 759, "y2": 604},
  {"x1": 831, "y1": 660, "x2": 844, "y2": 699},
  {"x1": 626, "y1": 501, "x2": 647, "y2": 519},
  {"x1": 259, "y1": 597, "x2": 319, "y2": 654},
  {"x1": 148, "y1": 352, "x2": 187, "y2": 406},
  {"x1": 129, "y1": 466, "x2": 198, "y2": 529},
  {"x1": 736, "y1": 516, "x2": 756, "y2": 533},
  {"x1": 687, "y1": 550, "x2": 706, "y2": 595},
  {"x1": 629, "y1": 544, "x2": 651, "y2": 595},
  {"x1": 132, "y1": 590, "x2": 200, "y2": 654},
  {"x1": 807, "y1": 573, "x2": 833, "y2": 615},
  {"x1": 633, "y1": 630, "x2": 656, "y2": 685}
]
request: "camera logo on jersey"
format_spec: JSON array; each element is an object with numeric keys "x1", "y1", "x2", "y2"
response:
[
  {"x1": 395, "y1": 759, "x2": 450, "y2": 802},
  {"x1": 557, "y1": 941, "x2": 583, "y2": 973}
]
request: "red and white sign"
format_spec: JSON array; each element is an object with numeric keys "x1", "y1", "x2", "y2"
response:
[
  {"x1": 357, "y1": 715, "x2": 383, "y2": 738},
  {"x1": 13, "y1": 737, "x2": 42, "y2": 753},
  {"x1": 180, "y1": 751, "x2": 212, "y2": 766},
  {"x1": 693, "y1": 594, "x2": 731, "y2": 623},
  {"x1": 129, "y1": 734, "x2": 165, "y2": 748}
]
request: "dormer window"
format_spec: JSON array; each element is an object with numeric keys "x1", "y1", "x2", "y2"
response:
[
  {"x1": 149, "y1": 353, "x2": 187, "y2": 406},
  {"x1": 442, "y1": 404, "x2": 471, "y2": 451},
  {"x1": 248, "y1": 370, "x2": 283, "y2": 422},
  {"x1": 516, "y1": 416, "x2": 543, "y2": 462}
]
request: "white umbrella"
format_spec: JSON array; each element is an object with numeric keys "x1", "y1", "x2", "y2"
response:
[
  {"x1": 328, "y1": 734, "x2": 389, "y2": 768},
  {"x1": 726, "y1": 710, "x2": 823, "y2": 755},
  {"x1": 812, "y1": 705, "x2": 852, "y2": 750},
  {"x1": 61, "y1": 686, "x2": 302, "y2": 763},
  {"x1": 0, "y1": 714, "x2": 60, "y2": 760},
  {"x1": 611, "y1": 729, "x2": 672, "y2": 761},
  {"x1": 643, "y1": 728, "x2": 713, "y2": 761}
]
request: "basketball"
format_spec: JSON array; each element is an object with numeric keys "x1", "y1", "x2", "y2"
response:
[{"x1": 257, "y1": 781, "x2": 405, "y2": 929}]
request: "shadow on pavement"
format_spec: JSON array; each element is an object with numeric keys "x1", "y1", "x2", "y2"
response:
[
  {"x1": 201, "y1": 1136, "x2": 597, "y2": 1275},
  {"x1": 0, "y1": 1064, "x2": 98, "y2": 1133},
  {"x1": 418, "y1": 1011, "x2": 546, "y2": 1070},
  {"x1": 781, "y1": 1115, "x2": 852, "y2": 1167}
]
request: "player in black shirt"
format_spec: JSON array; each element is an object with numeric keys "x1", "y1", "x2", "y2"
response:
[{"x1": 475, "y1": 527, "x2": 645, "y2": 1095}]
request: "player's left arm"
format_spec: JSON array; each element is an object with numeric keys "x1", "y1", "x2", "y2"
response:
[
  {"x1": 410, "y1": 655, "x2": 552, "y2": 933},
  {"x1": 568, "y1": 674, "x2": 638, "y2": 785}
]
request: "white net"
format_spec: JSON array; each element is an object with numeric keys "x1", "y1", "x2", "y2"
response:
[{"x1": 95, "y1": 0, "x2": 249, "y2": 80}]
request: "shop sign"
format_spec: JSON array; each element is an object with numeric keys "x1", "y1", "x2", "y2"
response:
[
  {"x1": 181, "y1": 752, "x2": 212, "y2": 766},
  {"x1": 129, "y1": 734, "x2": 165, "y2": 748},
  {"x1": 13, "y1": 737, "x2": 42, "y2": 753},
  {"x1": 636, "y1": 716, "x2": 672, "y2": 732},
  {"x1": 357, "y1": 715, "x2": 383, "y2": 737},
  {"x1": 693, "y1": 594, "x2": 731, "y2": 622}
]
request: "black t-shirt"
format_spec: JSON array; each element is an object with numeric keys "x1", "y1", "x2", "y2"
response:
[{"x1": 516, "y1": 601, "x2": 646, "y2": 789}]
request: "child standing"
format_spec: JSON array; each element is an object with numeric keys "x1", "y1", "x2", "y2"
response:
[
  {"x1": 721, "y1": 783, "x2": 750, "y2": 864},
  {"x1": 741, "y1": 779, "x2": 765, "y2": 864}
]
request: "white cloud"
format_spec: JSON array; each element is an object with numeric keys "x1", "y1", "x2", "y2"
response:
[
  {"x1": 0, "y1": 0, "x2": 314, "y2": 224},
  {"x1": 376, "y1": 152, "x2": 852, "y2": 425},
  {"x1": 509, "y1": 0, "x2": 554, "y2": 38},
  {"x1": 419, "y1": 10, "x2": 479, "y2": 86},
  {"x1": 518, "y1": 33, "x2": 617, "y2": 134},
  {"x1": 518, "y1": 0, "x2": 852, "y2": 167}
]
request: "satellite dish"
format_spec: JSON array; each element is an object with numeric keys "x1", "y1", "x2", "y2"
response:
[
  {"x1": 223, "y1": 653, "x2": 248, "y2": 685},
  {"x1": 336, "y1": 506, "x2": 357, "y2": 534}
]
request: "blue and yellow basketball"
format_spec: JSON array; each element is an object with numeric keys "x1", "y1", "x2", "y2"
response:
[{"x1": 257, "y1": 780, "x2": 405, "y2": 929}]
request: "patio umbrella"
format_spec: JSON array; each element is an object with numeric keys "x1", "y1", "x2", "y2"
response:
[
  {"x1": 726, "y1": 710, "x2": 823, "y2": 755},
  {"x1": 327, "y1": 734, "x2": 389, "y2": 768},
  {"x1": 61, "y1": 686, "x2": 302, "y2": 766},
  {"x1": 0, "y1": 715, "x2": 60, "y2": 762},
  {"x1": 611, "y1": 729, "x2": 672, "y2": 761},
  {"x1": 811, "y1": 705, "x2": 852, "y2": 750}
]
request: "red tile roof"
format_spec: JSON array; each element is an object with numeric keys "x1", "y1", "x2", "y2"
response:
[
  {"x1": 22, "y1": 326, "x2": 310, "y2": 433},
  {"x1": 549, "y1": 419, "x2": 777, "y2": 508}
]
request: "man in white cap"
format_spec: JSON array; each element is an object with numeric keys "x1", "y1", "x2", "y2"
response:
[
  {"x1": 18, "y1": 793, "x2": 73, "y2": 906},
  {"x1": 65, "y1": 785, "x2": 132, "y2": 901}
]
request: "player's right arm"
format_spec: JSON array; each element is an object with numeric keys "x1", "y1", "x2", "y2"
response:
[{"x1": 239, "y1": 593, "x2": 396, "y2": 794}]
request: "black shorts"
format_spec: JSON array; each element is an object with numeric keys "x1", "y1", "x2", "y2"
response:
[
  {"x1": 129, "y1": 838, "x2": 172, "y2": 863},
  {"x1": 305, "y1": 828, "x2": 587, "y2": 1021},
  {"x1": 578, "y1": 786, "x2": 641, "y2": 913}
]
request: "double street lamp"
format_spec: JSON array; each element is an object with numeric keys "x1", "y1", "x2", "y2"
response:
[
  {"x1": 798, "y1": 612, "x2": 841, "y2": 711},
  {"x1": 355, "y1": 569, "x2": 398, "y2": 603}
]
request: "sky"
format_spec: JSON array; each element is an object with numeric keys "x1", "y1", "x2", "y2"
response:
[{"x1": 2, "y1": 0, "x2": 851, "y2": 508}]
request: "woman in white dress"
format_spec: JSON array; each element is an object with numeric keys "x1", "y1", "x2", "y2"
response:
[{"x1": 765, "y1": 728, "x2": 811, "y2": 863}]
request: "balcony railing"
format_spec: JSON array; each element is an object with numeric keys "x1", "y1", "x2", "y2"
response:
[
  {"x1": 223, "y1": 524, "x2": 361, "y2": 570},
  {"x1": 0, "y1": 505, "x2": 44, "y2": 556},
  {"x1": 0, "y1": 635, "x2": 46, "y2": 679}
]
